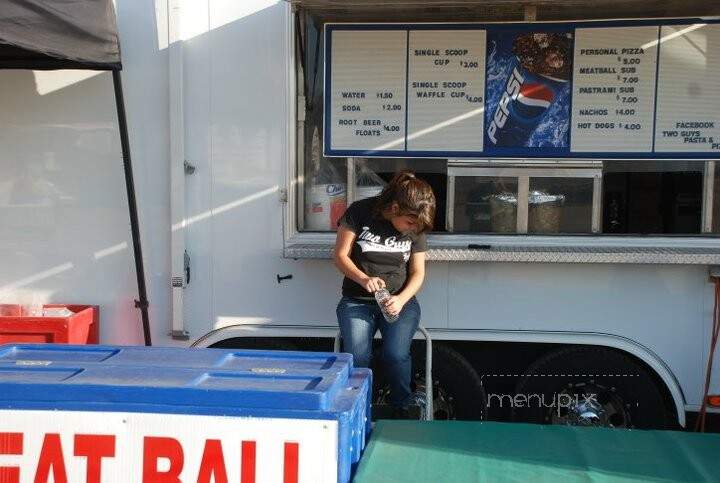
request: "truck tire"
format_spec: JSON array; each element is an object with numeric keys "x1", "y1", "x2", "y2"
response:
[
  {"x1": 375, "y1": 344, "x2": 485, "y2": 420},
  {"x1": 512, "y1": 346, "x2": 674, "y2": 429}
]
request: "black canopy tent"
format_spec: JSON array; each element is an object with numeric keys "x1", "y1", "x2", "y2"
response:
[{"x1": 0, "y1": 0, "x2": 151, "y2": 345}]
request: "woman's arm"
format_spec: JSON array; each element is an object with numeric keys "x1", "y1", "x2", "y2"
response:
[
  {"x1": 334, "y1": 225, "x2": 386, "y2": 293},
  {"x1": 385, "y1": 252, "x2": 426, "y2": 316}
]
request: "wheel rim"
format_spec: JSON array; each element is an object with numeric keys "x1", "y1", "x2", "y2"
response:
[
  {"x1": 548, "y1": 381, "x2": 632, "y2": 428},
  {"x1": 375, "y1": 372, "x2": 457, "y2": 420},
  {"x1": 414, "y1": 371, "x2": 456, "y2": 420}
]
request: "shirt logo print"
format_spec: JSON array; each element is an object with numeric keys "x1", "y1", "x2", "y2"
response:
[{"x1": 357, "y1": 226, "x2": 411, "y2": 260}]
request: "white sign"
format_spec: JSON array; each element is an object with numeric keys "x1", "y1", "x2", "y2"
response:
[
  {"x1": 325, "y1": 22, "x2": 720, "y2": 157},
  {"x1": 329, "y1": 30, "x2": 407, "y2": 152},
  {"x1": 571, "y1": 26, "x2": 659, "y2": 152},
  {"x1": 654, "y1": 23, "x2": 720, "y2": 152},
  {"x1": 0, "y1": 410, "x2": 338, "y2": 483},
  {"x1": 406, "y1": 30, "x2": 486, "y2": 151}
]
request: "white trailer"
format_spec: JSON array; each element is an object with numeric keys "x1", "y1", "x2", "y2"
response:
[{"x1": 1, "y1": 0, "x2": 719, "y2": 429}]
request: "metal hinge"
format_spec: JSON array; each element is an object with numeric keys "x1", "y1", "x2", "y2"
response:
[
  {"x1": 184, "y1": 250, "x2": 191, "y2": 285},
  {"x1": 709, "y1": 265, "x2": 720, "y2": 281},
  {"x1": 170, "y1": 330, "x2": 190, "y2": 341},
  {"x1": 184, "y1": 160, "x2": 196, "y2": 175},
  {"x1": 279, "y1": 188, "x2": 288, "y2": 203},
  {"x1": 171, "y1": 251, "x2": 191, "y2": 288},
  {"x1": 297, "y1": 96, "x2": 306, "y2": 122}
]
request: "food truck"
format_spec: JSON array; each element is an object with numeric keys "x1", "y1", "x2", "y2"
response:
[{"x1": 1, "y1": 0, "x2": 719, "y2": 430}]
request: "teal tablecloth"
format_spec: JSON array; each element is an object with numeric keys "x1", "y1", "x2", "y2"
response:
[{"x1": 353, "y1": 421, "x2": 720, "y2": 482}]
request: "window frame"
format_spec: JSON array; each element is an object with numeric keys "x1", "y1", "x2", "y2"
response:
[{"x1": 285, "y1": 9, "x2": 720, "y2": 255}]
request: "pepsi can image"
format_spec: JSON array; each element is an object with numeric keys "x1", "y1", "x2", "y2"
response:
[{"x1": 486, "y1": 32, "x2": 573, "y2": 148}]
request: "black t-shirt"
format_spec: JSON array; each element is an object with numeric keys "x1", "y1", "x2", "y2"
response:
[{"x1": 338, "y1": 197, "x2": 427, "y2": 298}]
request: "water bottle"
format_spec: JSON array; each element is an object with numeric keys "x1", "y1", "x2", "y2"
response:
[{"x1": 374, "y1": 288, "x2": 399, "y2": 323}]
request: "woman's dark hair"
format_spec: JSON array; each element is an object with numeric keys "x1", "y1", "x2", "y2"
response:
[{"x1": 374, "y1": 170, "x2": 436, "y2": 233}]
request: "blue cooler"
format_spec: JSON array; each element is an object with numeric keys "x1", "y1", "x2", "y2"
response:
[{"x1": 0, "y1": 344, "x2": 371, "y2": 483}]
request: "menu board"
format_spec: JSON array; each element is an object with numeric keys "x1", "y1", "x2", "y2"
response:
[
  {"x1": 654, "y1": 23, "x2": 720, "y2": 152},
  {"x1": 329, "y1": 30, "x2": 407, "y2": 152},
  {"x1": 571, "y1": 26, "x2": 659, "y2": 152},
  {"x1": 324, "y1": 19, "x2": 720, "y2": 158},
  {"x1": 406, "y1": 30, "x2": 486, "y2": 152}
]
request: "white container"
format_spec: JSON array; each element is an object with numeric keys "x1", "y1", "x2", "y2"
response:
[
  {"x1": 305, "y1": 183, "x2": 347, "y2": 231},
  {"x1": 354, "y1": 185, "x2": 384, "y2": 202}
]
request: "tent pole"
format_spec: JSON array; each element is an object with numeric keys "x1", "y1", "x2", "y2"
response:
[{"x1": 112, "y1": 70, "x2": 152, "y2": 346}]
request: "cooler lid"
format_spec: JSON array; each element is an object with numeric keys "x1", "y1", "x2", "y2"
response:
[{"x1": 0, "y1": 344, "x2": 354, "y2": 412}]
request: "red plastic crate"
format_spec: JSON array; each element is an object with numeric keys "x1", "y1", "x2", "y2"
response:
[{"x1": 0, "y1": 304, "x2": 99, "y2": 344}]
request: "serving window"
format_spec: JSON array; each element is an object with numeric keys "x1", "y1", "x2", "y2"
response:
[
  {"x1": 294, "y1": 10, "x2": 720, "y2": 240},
  {"x1": 300, "y1": 156, "x2": 714, "y2": 237},
  {"x1": 447, "y1": 163, "x2": 601, "y2": 234}
]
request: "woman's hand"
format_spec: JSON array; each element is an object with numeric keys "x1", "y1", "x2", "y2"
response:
[
  {"x1": 383, "y1": 295, "x2": 406, "y2": 316},
  {"x1": 360, "y1": 276, "x2": 386, "y2": 293}
]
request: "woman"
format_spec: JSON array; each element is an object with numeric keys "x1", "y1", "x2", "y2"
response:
[{"x1": 334, "y1": 171, "x2": 436, "y2": 413}]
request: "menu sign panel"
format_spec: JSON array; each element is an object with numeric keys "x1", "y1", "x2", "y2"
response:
[
  {"x1": 571, "y1": 26, "x2": 659, "y2": 152},
  {"x1": 406, "y1": 30, "x2": 486, "y2": 152},
  {"x1": 324, "y1": 19, "x2": 720, "y2": 158},
  {"x1": 329, "y1": 30, "x2": 407, "y2": 152},
  {"x1": 654, "y1": 23, "x2": 720, "y2": 152}
]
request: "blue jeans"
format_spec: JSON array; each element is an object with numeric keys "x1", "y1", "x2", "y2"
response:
[{"x1": 336, "y1": 296, "x2": 421, "y2": 407}]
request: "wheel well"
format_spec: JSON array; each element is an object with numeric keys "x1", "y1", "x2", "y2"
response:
[
  {"x1": 205, "y1": 335, "x2": 680, "y2": 426},
  {"x1": 440, "y1": 340, "x2": 679, "y2": 427}
]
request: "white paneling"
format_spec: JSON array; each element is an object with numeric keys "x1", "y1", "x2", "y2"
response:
[
  {"x1": 448, "y1": 262, "x2": 707, "y2": 404},
  {"x1": 183, "y1": 0, "x2": 214, "y2": 338},
  {"x1": 115, "y1": 0, "x2": 172, "y2": 344},
  {"x1": 208, "y1": 1, "x2": 304, "y2": 328},
  {"x1": 413, "y1": 261, "x2": 449, "y2": 329},
  {"x1": 0, "y1": 67, "x2": 140, "y2": 343},
  {"x1": 0, "y1": 0, "x2": 174, "y2": 345}
]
